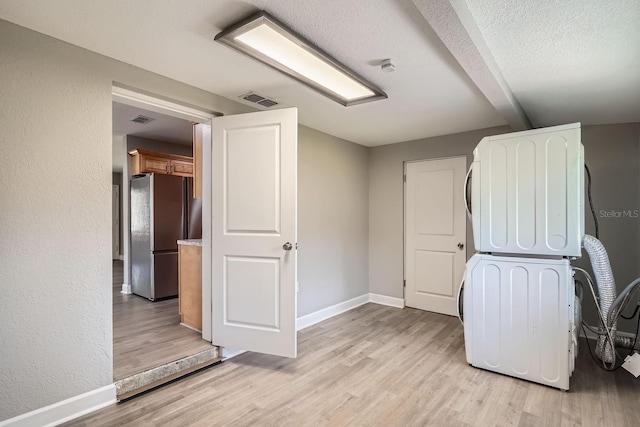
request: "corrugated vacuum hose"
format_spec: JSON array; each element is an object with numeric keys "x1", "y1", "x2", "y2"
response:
[
  {"x1": 583, "y1": 235, "x2": 618, "y2": 364},
  {"x1": 582, "y1": 235, "x2": 640, "y2": 368}
]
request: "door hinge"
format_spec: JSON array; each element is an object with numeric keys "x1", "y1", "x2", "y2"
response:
[
  {"x1": 403, "y1": 174, "x2": 406, "y2": 182},
  {"x1": 403, "y1": 279, "x2": 406, "y2": 288}
]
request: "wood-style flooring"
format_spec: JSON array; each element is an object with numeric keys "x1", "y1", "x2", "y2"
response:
[
  {"x1": 113, "y1": 260, "x2": 213, "y2": 380},
  {"x1": 74, "y1": 301, "x2": 638, "y2": 426}
]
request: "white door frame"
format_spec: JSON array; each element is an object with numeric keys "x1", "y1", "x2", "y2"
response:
[
  {"x1": 112, "y1": 184, "x2": 120, "y2": 259},
  {"x1": 111, "y1": 85, "x2": 218, "y2": 341},
  {"x1": 403, "y1": 156, "x2": 468, "y2": 310}
]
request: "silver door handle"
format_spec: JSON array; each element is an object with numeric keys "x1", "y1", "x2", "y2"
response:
[
  {"x1": 283, "y1": 242, "x2": 293, "y2": 251},
  {"x1": 458, "y1": 242, "x2": 464, "y2": 250}
]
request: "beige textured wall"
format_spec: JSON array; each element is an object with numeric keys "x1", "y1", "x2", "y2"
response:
[
  {"x1": 1, "y1": 21, "x2": 112, "y2": 420},
  {"x1": 0, "y1": 18, "x2": 251, "y2": 420}
]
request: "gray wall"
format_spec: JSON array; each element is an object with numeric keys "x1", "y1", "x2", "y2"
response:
[
  {"x1": 573, "y1": 123, "x2": 640, "y2": 332},
  {"x1": 298, "y1": 127, "x2": 370, "y2": 316},
  {"x1": 368, "y1": 126, "x2": 510, "y2": 299},
  {"x1": 0, "y1": 18, "x2": 371, "y2": 421}
]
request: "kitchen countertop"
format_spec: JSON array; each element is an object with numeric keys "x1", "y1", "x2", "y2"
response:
[{"x1": 177, "y1": 239, "x2": 202, "y2": 247}]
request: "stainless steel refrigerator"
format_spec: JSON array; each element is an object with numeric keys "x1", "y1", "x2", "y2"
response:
[{"x1": 130, "y1": 173, "x2": 202, "y2": 300}]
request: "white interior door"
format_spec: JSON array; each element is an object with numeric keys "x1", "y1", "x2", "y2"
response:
[
  {"x1": 112, "y1": 184, "x2": 120, "y2": 260},
  {"x1": 212, "y1": 107, "x2": 297, "y2": 358},
  {"x1": 405, "y1": 157, "x2": 466, "y2": 316}
]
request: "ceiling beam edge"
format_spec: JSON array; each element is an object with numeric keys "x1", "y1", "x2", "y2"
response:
[{"x1": 412, "y1": 0, "x2": 531, "y2": 130}]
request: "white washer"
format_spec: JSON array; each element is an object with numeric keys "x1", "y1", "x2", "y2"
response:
[{"x1": 464, "y1": 254, "x2": 577, "y2": 390}]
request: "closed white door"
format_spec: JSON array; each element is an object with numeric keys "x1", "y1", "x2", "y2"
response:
[
  {"x1": 405, "y1": 157, "x2": 467, "y2": 316},
  {"x1": 212, "y1": 108, "x2": 297, "y2": 358}
]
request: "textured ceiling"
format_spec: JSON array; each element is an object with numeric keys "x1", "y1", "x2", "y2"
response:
[
  {"x1": 0, "y1": 0, "x2": 505, "y2": 146},
  {"x1": 465, "y1": 0, "x2": 640, "y2": 127},
  {"x1": 1, "y1": 0, "x2": 636, "y2": 145}
]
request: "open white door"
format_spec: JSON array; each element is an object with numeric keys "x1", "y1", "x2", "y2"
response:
[{"x1": 212, "y1": 107, "x2": 297, "y2": 358}]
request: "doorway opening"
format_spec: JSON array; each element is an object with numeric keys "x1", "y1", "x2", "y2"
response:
[
  {"x1": 403, "y1": 156, "x2": 467, "y2": 316},
  {"x1": 111, "y1": 86, "x2": 216, "y2": 388}
]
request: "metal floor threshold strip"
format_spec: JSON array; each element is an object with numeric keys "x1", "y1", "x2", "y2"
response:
[{"x1": 115, "y1": 347, "x2": 222, "y2": 400}]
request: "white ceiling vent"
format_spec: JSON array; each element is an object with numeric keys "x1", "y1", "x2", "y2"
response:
[
  {"x1": 130, "y1": 115, "x2": 155, "y2": 124},
  {"x1": 240, "y1": 92, "x2": 279, "y2": 108}
]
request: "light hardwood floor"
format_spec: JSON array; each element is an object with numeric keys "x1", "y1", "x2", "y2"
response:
[
  {"x1": 75, "y1": 301, "x2": 638, "y2": 426},
  {"x1": 113, "y1": 260, "x2": 213, "y2": 380}
]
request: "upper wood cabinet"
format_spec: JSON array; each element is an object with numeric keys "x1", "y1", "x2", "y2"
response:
[{"x1": 129, "y1": 149, "x2": 194, "y2": 177}]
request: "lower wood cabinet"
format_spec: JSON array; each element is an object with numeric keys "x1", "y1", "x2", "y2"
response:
[{"x1": 178, "y1": 243, "x2": 202, "y2": 331}]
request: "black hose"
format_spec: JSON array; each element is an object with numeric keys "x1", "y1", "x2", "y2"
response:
[
  {"x1": 621, "y1": 304, "x2": 640, "y2": 320},
  {"x1": 629, "y1": 309, "x2": 640, "y2": 354},
  {"x1": 585, "y1": 164, "x2": 599, "y2": 239}
]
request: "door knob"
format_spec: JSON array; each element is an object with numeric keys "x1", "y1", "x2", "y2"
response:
[
  {"x1": 458, "y1": 242, "x2": 464, "y2": 250},
  {"x1": 283, "y1": 242, "x2": 293, "y2": 251}
]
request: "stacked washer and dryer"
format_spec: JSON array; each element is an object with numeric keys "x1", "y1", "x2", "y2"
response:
[{"x1": 462, "y1": 123, "x2": 583, "y2": 391}]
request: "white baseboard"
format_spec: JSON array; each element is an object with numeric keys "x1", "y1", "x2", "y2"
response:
[
  {"x1": 296, "y1": 294, "x2": 370, "y2": 331},
  {"x1": 369, "y1": 293, "x2": 405, "y2": 308},
  {"x1": 0, "y1": 384, "x2": 116, "y2": 427},
  {"x1": 121, "y1": 283, "x2": 131, "y2": 294}
]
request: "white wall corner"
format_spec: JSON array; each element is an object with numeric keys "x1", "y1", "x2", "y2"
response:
[
  {"x1": 369, "y1": 293, "x2": 405, "y2": 308},
  {"x1": 121, "y1": 284, "x2": 132, "y2": 295},
  {"x1": 0, "y1": 384, "x2": 116, "y2": 427},
  {"x1": 296, "y1": 294, "x2": 370, "y2": 331}
]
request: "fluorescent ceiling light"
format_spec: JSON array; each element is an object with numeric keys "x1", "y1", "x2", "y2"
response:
[{"x1": 215, "y1": 11, "x2": 387, "y2": 106}]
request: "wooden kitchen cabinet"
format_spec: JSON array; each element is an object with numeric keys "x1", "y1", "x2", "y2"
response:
[
  {"x1": 178, "y1": 242, "x2": 202, "y2": 331},
  {"x1": 192, "y1": 123, "x2": 208, "y2": 199},
  {"x1": 129, "y1": 149, "x2": 194, "y2": 177},
  {"x1": 170, "y1": 158, "x2": 194, "y2": 177}
]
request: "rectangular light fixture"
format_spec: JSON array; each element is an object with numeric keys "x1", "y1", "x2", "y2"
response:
[{"x1": 215, "y1": 11, "x2": 387, "y2": 106}]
